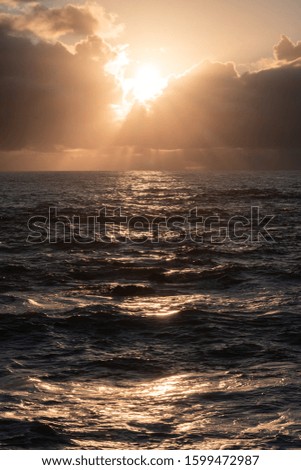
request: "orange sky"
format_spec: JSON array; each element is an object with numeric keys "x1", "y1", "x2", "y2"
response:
[{"x1": 60, "y1": 0, "x2": 301, "y2": 73}]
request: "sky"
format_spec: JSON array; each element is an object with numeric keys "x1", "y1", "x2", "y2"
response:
[{"x1": 1, "y1": 0, "x2": 301, "y2": 170}]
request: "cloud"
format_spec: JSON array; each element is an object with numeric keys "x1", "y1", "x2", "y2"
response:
[
  {"x1": 274, "y1": 35, "x2": 301, "y2": 61},
  {"x1": 1, "y1": 14, "x2": 301, "y2": 171},
  {"x1": 0, "y1": 2, "x2": 124, "y2": 153},
  {"x1": 0, "y1": 25, "x2": 121, "y2": 151},
  {"x1": 0, "y1": 0, "x2": 35, "y2": 5},
  {"x1": 75, "y1": 34, "x2": 115, "y2": 62},
  {"x1": 119, "y1": 50, "x2": 301, "y2": 161},
  {"x1": 0, "y1": 2, "x2": 121, "y2": 40}
]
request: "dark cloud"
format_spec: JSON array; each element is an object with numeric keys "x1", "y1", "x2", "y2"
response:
[
  {"x1": 274, "y1": 35, "x2": 301, "y2": 61},
  {"x1": 0, "y1": 25, "x2": 120, "y2": 151},
  {"x1": 119, "y1": 54, "x2": 301, "y2": 163}
]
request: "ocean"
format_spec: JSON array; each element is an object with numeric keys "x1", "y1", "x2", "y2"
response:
[{"x1": 0, "y1": 170, "x2": 300, "y2": 449}]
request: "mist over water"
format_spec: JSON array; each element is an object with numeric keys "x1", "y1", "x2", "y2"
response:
[{"x1": 0, "y1": 170, "x2": 300, "y2": 449}]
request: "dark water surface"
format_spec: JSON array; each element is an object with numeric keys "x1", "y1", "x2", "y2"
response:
[{"x1": 0, "y1": 171, "x2": 300, "y2": 449}]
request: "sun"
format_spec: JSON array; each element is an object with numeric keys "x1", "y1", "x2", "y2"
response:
[
  {"x1": 108, "y1": 58, "x2": 168, "y2": 119},
  {"x1": 129, "y1": 64, "x2": 167, "y2": 103}
]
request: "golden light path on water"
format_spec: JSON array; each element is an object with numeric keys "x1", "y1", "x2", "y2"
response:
[
  {"x1": 5, "y1": 290, "x2": 286, "y2": 317},
  {"x1": 1, "y1": 279, "x2": 299, "y2": 448},
  {"x1": 4, "y1": 370, "x2": 296, "y2": 449},
  {"x1": 2, "y1": 346, "x2": 297, "y2": 449}
]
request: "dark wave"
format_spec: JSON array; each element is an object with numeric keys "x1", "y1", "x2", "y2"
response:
[{"x1": 0, "y1": 419, "x2": 72, "y2": 449}]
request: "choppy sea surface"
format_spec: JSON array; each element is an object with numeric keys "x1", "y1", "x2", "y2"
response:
[{"x1": 0, "y1": 170, "x2": 300, "y2": 449}]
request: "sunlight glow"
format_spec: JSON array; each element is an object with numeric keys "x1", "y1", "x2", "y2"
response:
[
  {"x1": 129, "y1": 64, "x2": 167, "y2": 103},
  {"x1": 107, "y1": 56, "x2": 168, "y2": 118}
]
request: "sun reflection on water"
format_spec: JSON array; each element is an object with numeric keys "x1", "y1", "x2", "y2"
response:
[
  {"x1": 120, "y1": 294, "x2": 208, "y2": 317},
  {"x1": 1, "y1": 367, "x2": 298, "y2": 449}
]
